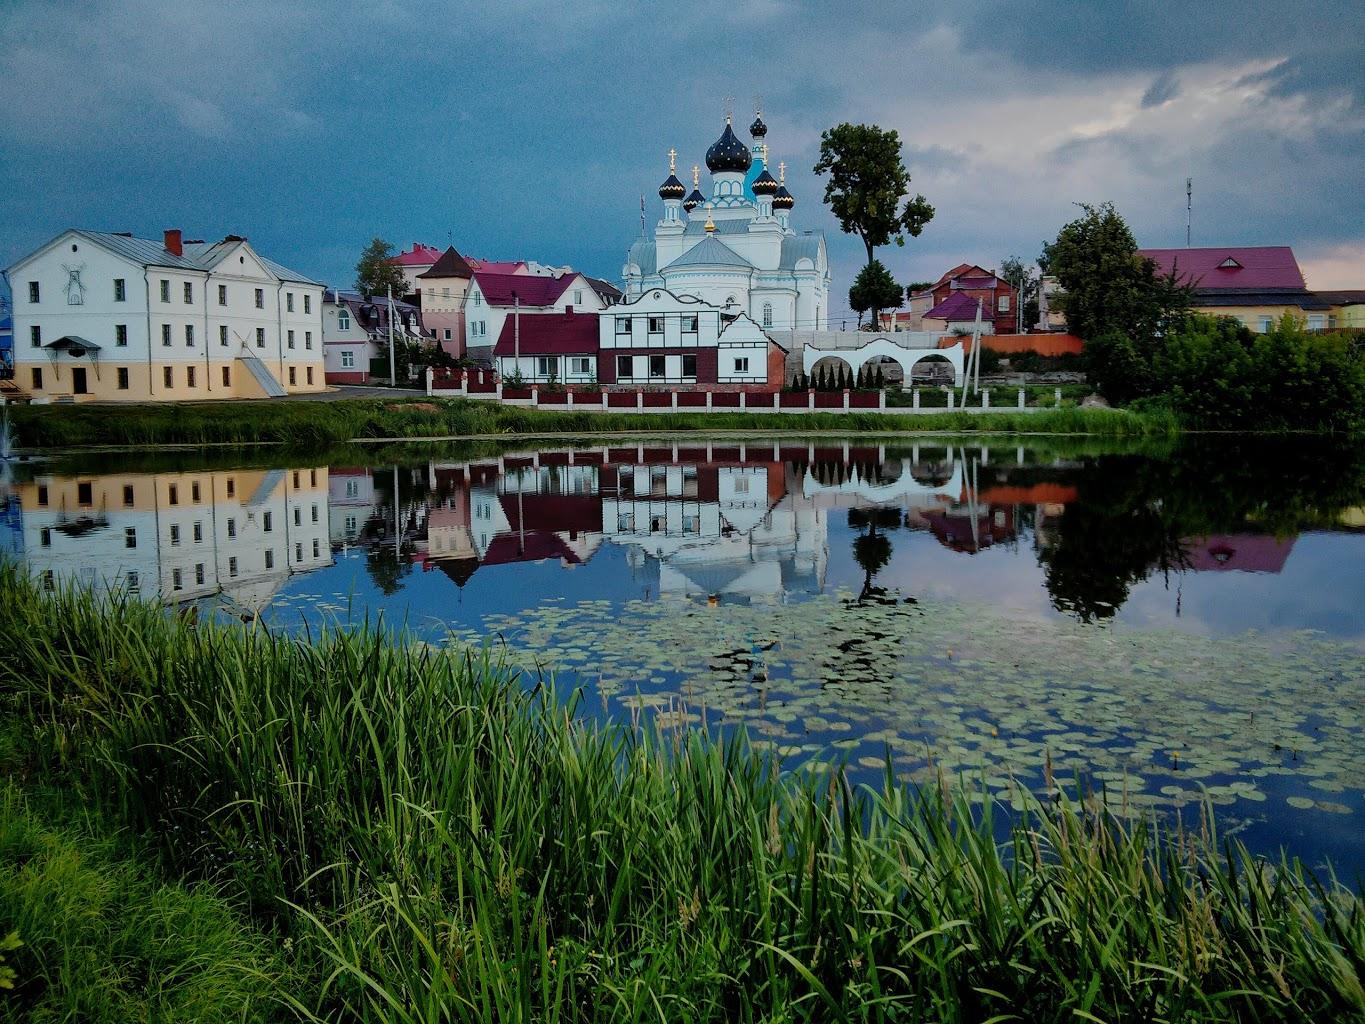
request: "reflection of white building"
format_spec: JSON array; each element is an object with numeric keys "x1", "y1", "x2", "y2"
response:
[
  {"x1": 328, "y1": 468, "x2": 377, "y2": 546},
  {"x1": 17, "y1": 467, "x2": 332, "y2": 608}
]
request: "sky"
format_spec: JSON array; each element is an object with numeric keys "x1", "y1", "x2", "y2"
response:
[{"x1": 2, "y1": 0, "x2": 1363, "y2": 321}]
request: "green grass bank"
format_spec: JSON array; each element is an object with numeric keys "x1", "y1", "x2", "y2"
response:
[
  {"x1": 8, "y1": 396, "x2": 1177, "y2": 448},
  {"x1": 1, "y1": 565, "x2": 1362, "y2": 1021}
]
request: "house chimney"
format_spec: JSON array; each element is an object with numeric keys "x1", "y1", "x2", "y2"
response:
[{"x1": 163, "y1": 229, "x2": 183, "y2": 256}]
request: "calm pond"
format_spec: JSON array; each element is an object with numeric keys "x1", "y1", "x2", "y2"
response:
[{"x1": 6, "y1": 435, "x2": 1364, "y2": 875}]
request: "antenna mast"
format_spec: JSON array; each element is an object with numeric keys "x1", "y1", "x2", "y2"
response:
[{"x1": 1186, "y1": 177, "x2": 1192, "y2": 247}]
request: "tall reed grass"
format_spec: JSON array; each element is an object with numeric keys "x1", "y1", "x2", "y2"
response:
[
  {"x1": 9, "y1": 396, "x2": 1177, "y2": 449},
  {"x1": 1, "y1": 563, "x2": 1360, "y2": 1022}
]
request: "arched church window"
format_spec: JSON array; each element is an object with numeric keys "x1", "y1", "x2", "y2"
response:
[
  {"x1": 762, "y1": 303, "x2": 773, "y2": 328},
  {"x1": 725, "y1": 296, "x2": 737, "y2": 308}
]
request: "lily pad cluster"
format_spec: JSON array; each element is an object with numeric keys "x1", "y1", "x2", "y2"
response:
[{"x1": 463, "y1": 592, "x2": 1365, "y2": 822}]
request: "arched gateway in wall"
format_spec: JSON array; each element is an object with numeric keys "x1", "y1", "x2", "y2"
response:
[{"x1": 800, "y1": 335, "x2": 966, "y2": 387}]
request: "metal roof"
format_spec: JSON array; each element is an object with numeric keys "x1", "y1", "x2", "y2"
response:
[
  {"x1": 75, "y1": 230, "x2": 202, "y2": 269},
  {"x1": 661, "y1": 235, "x2": 753, "y2": 271},
  {"x1": 626, "y1": 239, "x2": 657, "y2": 277},
  {"x1": 779, "y1": 235, "x2": 823, "y2": 270}
]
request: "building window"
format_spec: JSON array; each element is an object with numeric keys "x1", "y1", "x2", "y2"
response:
[
  {"x1": 254, "y1": 288, "x2": 264, "y2": 309},
  {"x1": 117, "y1": 367, "x2": 129, "y2": 390},
  {"x1": 116, "y1": 324, "x2": 128, "y2": 346},
  {"x1": 123, "y1": 484, "x2": 134, "y2": 506},
  {"x1": 649, "y1": 355, "x2": 665, "y2": 378},
  {"x1": 306, "y1": 367, "x2": 314, "y2": 385},
  {"x1": 160, "y1": 280, "x2": 170, "y2": 302},
  {"x1": 125, "y1": 570, "x2": 140, "y2": 592},
  {"x1": 184, "y1": 281, "x2": 193, "y2": 304},
  {"x1": 345, "y1": 515, "x2": 357, "y2": 535},
  {"x1": 682, "y1": 315, "x2": 698, "y2": 334},
  {"x1": 185, "y1": 324, "x2": 194, "y2": 346},
  {"x1": 338, "y1": 309, "x2": 351, "y2": 330},
  {"x1": 195, "y1": 563, "x2": 205, "y2": 586},
  {"x1": 192, "y1": 521, "x2": 203, "y2": 542},
  {"x1": 186, "y1": 365, "x2": 196, "y2": 388},
  {"x1": 226, "y1": 477, "x2": 235, "y2": 497},
  {"x1": 263, "y1": 511, "x2": 273, "y2": 532},
  {"x1": 616, "y1": 355, "x2": 632, "y2": 379},
  {"x1": 31, "y1": 368, "x2": 43, "y2": 390},
  {"x1": 998, "y1": 294, "x2": 1010, "y2": 312},
  {"x1": 114, "y1": 278, "x2": 126, "y2": 301},
  {"x1": 1307, "y1": 314, "x2": 1327, "y2": 330},
  {"x1": 264, "y1": 549, "x2": 274, "y2": 569},
  {"x1": 220, "y1": 325, "x2": 228, "y2": 346},
  {"x1": 536, "y1": 356, "x2": 556, "y2": 377},
  {"x1": 172, "y1": 568, "x2": 183, "y2": 591},
  {"x1": 161, "y1": 324, "x2": 171, "y2": 346},
  {"x1": 27, "y1": 281, "x2": 39, "y2": 303},
  {"x1": 574, "y1": 289, "x2": 583, "y2": 305},
  {"x1": 287, "y1": 329, "x2": 295, "y2": 349},
  {"x1": 443, "y1": 328, "x2": 452, "y2": 341},
  {"x1": 570, "y1": 356, "x2": 593, "y2": 374},
  {"x1": 734, "y1": 357, "x2": 750, "y2": 373},
  {"x1": 169, "y1": 524, "x2": 181, "y2": 545},
  {"x1": 228, "y1": 556, "x2": 238, "y2": 578},
  {"x1": 256, "y1": 328, "x2": 265, "y2": 348},
  {"x1": 312, "y1": 538, "x2": 320, "y2": 558},
  {"x1": 222, "y1": 366, "x2": 231, "y2": 387},
  {"x1": 288, "y1": 367, "x2": 297, "y2": 386},
  {"x1": 286, "y1": 292, "x2": 295, "y2": 312},
  {"x1": 304, "y1": 294, "x2": 311, "y2": 314},
  {"x1": 473, "y1": 291, "x2": 482, "y2": 306},
  {"x1": 40, "y1": 527, "x2": 52, "y2": 547},
  {"x1": 1258, "y1": 316, "x2": 1273, "y2": 333},
  {"x1": 341, "y1": 350, "x2": 355, "y2": 368},
  {"x1": 36, "y1": 484, "x2": 48, "y2": 506},
  {"x1": 616, "y1": 316, "x2": 632, "y2": 336},
  {"x1": 163, "y1": 366, "x2": 173, "y2": 388},
  {"x1": 295, "y1": 542, "x2": 303, "y2": 561},
  {"x1": 30, "y1": 325, "x2": 41, "y2": 347},
  {"x1": 227, "y1": 517, "x2": 236, "y2": 538},
  {"x1": 218, "y1": 284, "x2": 228, "y2": 305},
  {"x1": 305, "y1": 331, "x2": 312, "y2": 349},
  {"x1": 77, "y1": 481, "x2": 92, "y2": 505},
  {"x1": 648, "y1": 316, "x2": 664, "y2": 335},
  {"x1": 311, "y1": 503, "x2": 319, "y2": 522},
  {"x1": 168, "y1": 483, "x2": 178, "y2": 505},
  {"x1": 682, "y1": 354, "x2": 697, "y2": 378},
  {"x1": 762, "y1": 303, "x2": 773, "y2": 328}
]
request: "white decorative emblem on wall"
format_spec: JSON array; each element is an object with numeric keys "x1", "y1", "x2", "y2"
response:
[{"x1": 62, "y1": 263, "x2": 86, "y2": 305}]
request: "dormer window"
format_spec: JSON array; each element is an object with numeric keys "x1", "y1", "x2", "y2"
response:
[{"x1": 1218, "y1": 257, "x2": 1242, "y2": 269}]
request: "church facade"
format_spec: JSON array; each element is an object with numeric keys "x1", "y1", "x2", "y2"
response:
[{"x1": 623, "y1": 113, "x2": 831, "y2": 333}]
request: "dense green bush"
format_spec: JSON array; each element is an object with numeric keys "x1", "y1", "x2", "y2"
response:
[{"x1": 1155, "y1": 315, "x2": 1365, "y2": 431}]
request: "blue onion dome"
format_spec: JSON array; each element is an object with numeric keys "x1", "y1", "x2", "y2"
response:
[
  {"x1": 705, "y1": 121, "x2": 752, "y2": 173},
  {"x1": 659, "y1": 173, "x2": 686, "y2": 200},
  {"x1": 751, "y1": 168, "x2": 779, "y2": 196},
  {"x1": 683, "y1": 188, "x2": 705, "y2": 212},
  {"x1": 772, "y1": 184, "x2": 794, "y2": 210},
  {"x1": 749, "y1": 113, "x2": 768, "y2": 139}
]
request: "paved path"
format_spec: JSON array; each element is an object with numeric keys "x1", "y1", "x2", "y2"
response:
[{"x1": 277, "y1": 385, "x2": 426, "y2": 402}]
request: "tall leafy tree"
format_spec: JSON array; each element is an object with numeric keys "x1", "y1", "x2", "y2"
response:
[
  {"x1": 355, "y1": 238, "x2": 408, "y2": 299},
  {"x1": 814, "y1": 124, "x2": 935, "y2": 267},
  {"x1": 848, "y1": 259, "x2": 905, "y2": 329}
]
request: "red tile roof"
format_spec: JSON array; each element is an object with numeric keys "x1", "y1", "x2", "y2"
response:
[
  {"x1": 475, "y1": 270, "x2": 573, "y2": 307},
  {"x1": 1140, "y1": 247, "x2": 1306, "y2": 290},
  {"x1": 389, "y1": 243, "x2": 443, "y2": 267},
  {"x1": 467, "y1": 258, "x2": 526, "y2": 273},
  {"x1": 493, "y1": 310, "x2": 599, "y2": 355}
]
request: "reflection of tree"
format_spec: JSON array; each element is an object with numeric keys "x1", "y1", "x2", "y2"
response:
[
  {"x1": 364, "y1": 543, "x2": 413, "y2": 596},
  {"x1": 849, "y1": 508, "x2": 902, "y2": 601},
  {"x1": 1037, "y1": 439, "x2": 1365, "y2": 622}
]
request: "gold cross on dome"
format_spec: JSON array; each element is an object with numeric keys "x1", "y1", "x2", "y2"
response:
[
  {"x1": 668, "y1": 148, "x2": 676, "y2": 173},
  {"x1": 778, "y1": 161, "x2": 786, "y2": 183},
  {"x1": 692, "y1": 164, "x2": 700, "y2": 186}
]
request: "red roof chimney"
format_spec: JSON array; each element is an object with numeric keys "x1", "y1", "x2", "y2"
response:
[{"x1": 163, "y1": 229, "x2": 183, "y2": 257}]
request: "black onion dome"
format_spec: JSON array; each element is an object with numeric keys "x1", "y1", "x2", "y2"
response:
[
  {"x1": 658, "y1": 174, "x2": 686, "y2": 200},
  {"x1": 749, "y1": 114, "x2": 767, "y2": 139},
  {"x1": 751, "y1": 168, "x2": 779, "y2": 195},
  {"x1": 683, "y1": 188, "x2": 705, "y2": 212},
  {"x1": 772, "y1": 185, "x2": 794, "y2": 210},
  {"x1": 705, "y1": 122, "x2": 752, "y2": 173}
]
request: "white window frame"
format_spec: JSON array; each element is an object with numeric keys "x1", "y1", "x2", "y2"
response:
[
  {"x1": 341, "y1": 350, "x2": 355, "y2": 368},
  {"x1": 338, "y1": 309, "x2": 351, "y2": 330},
  {"x1": 734, "y1": 357, "x2": 750, "y2": 373}
]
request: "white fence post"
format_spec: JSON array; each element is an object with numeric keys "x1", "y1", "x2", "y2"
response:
[
  {"x1": 773, "y1": 392, "x2": 780, "y2": 411},
  {"x1": 807, "y1": 389, "x2": 815, "y2": 411},
  {"x1": 530, "y1": 385, "x2": 539, "y2": 406},
  {"x1": 1017, "y1": 387, "x2": 1026, "y2": 409},
  {"x1": 982, "y1": 390, "x2": 990, "y2": 409},
  {"x1": 878, "y1": 389, "x2": 886, "y2": 411},
  {"x1": 1054, "y1": 387, "x2": 1063, "y2": 406},
  {"x1": 602, "y1": 391, "x2": 609, "y2": 410},
  {"x1": 946, "y1": 389, "x2": 954, "y2": 410},
  {"x1": 842, "y1": 389, "x2": 850, "y2": 412},
  {"x1": 912, "y1": 388, "x2": 920, "y2": 410},
  {"x1": 567, "y1": 391, "x2": 574, "y2": 408},
  {"x1": 706, "y1": 391, "x2": 713, "y2": 411},
  {"x1": 671, "y1": 390, "x2": 678, "y2": 411},
  {"x1": 739, "y1": 391, "x2": 747, "y2": 410},
  {"x1": 636, "y1": 391, "x2": 643, "y2": 411},
  {"x1": 425, "y1": 366, "x2": 433, "y2": 396}
]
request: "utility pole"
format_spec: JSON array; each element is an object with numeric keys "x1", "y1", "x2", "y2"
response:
[
  {"x1": 1186, "y1": 177, "x2": 1193, "y2": 247},
  {"x1": 387, "y1": 285, "x2": 396, "y2": 386}
]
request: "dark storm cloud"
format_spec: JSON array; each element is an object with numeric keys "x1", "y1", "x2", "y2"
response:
[{"x1": 1141, "y1": 73, "x2": 1181, "y2": 108}]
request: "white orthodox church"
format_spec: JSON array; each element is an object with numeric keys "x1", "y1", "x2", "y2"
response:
[{"x1": 623, "y1": 113, "x2": 831, "y2": 332}]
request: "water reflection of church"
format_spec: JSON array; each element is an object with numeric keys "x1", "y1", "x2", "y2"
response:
[{"x1": 9, "y1": 467, "x2": 333, "y2": 611}]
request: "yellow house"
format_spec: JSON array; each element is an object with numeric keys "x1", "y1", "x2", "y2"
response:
[
  {"x1": 1315, "y1": 292, "x2": 1365, "y2": 329},
  {"x1": 1139, "y1": 245, "x2": 1337, "y2": 333},
  {"x1": 7, "y1": 229, "x2": 326, "y2": 403}
]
